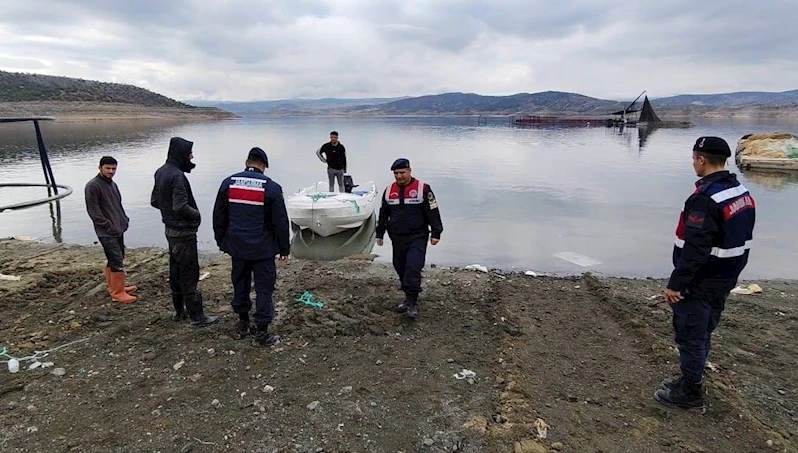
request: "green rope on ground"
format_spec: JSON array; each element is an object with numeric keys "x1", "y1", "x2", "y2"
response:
[{"x1": 297, "y1": 291, "x2": 325, "y2": 309}]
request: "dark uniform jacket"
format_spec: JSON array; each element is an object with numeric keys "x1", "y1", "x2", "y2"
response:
[
  {"x1": 212, "y1": 167, "x2": 290, "y2": 261},
  {"x1": 376, "y1": 177, "x2": 443, "y2": 240},
  {"x1": 668, "y1": 170, "x2": 756, "y2": 298},
  {"x1": 150, "y1": 137, "x2": 201, "y2": 233}
]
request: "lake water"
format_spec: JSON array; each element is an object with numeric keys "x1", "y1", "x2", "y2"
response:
[{"x1": 1, "y1": 116, "x2": 797, "y2": 279}]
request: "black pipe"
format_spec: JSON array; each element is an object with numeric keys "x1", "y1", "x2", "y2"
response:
[{"x1": 34, "y1": 120, "x2": 59, "y2": 196}]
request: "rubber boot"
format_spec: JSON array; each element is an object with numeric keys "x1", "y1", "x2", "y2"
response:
[
  {"x1": 109, "y1": 271, "x2": 137, "y2": 304},
  {"x1": 654, "y1": 380, "x2": 705, "y2": 413},
  {"x1": 172, "y1": 293, "x2": 187, "y2": 321},
  {"x1": 104, "y1": 267, "x2": 137, "y2": 294},
  {"x1": 187, "y1": 290, "x2": 218, "y2": 327},
  {"x1": 252, "y1": 324, "x2": 280, "y2": 346}
]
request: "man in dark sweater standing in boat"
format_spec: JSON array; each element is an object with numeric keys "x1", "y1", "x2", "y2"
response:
[
  {"x1": 84, "y1": 156, "x2": 136, "y2": 304},
  {"x1": 315, "y1": 130, "x2": 347, "y2": 192}
]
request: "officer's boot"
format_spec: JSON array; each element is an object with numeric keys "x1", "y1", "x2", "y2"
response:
[
  {"x1": 395, "y1": 294, "x2": 411, "y2": 313},
  {"x1": 172, "y1": 293, "x2": 188, "y2": 321},
  {"x1": 252, "y1": 324, "x2": 280, "y2": 346},
  {"x1": 234, "y1": 314, "x2": 253, "y2": 339},
  {"x1": 654, "y1": 379, "x2": 705, "y2": 413},
  {"x1": 661, "y1": 374, "x2": 684, "y2": 391},
  {"x1": 187, "y1": 290, "x2": 219, "y2": 327},
  {"x1": 405, "y1": 294, "x2": 419, "y2": 320}
]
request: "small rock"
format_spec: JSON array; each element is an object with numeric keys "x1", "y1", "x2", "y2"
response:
[
  {"x1": 423, "y1": 438, "x2": 434, "y2": 446},
  {"x1": 27, "y1": 426, "x2": 38, "y2": 433},
  {"x1": 339, "y1": 386, "x2": 353, "y2": 395},
  {"x1": 211, "y1": 399, "x2": 221, "y2": 407},
  {"x1": 567, "y1": 395, "x2": 578, "y2": 402},
  {"x1": 173, "y1": 360, "x2": 185, "y2": 371},
  {"x1": 447, "y1": 358, "x2": 454, "y2": 363},
  {"x1": 262, "y1": 385, "x2": 275, "y2": 394},
  {"x1": 376, "y1": 360, "x2": 383, "y2": 365},
  {"x1": 181, "y1": 442, "x2": 195, "y2": 453},
  {"x1": 370, "y1": 401, "x2": 378, "y2": 407},
  {"x1": 7, "y1": 401, "x2": 17, "y2": 410},
  {"x1": 307, "y1": 400, "x2": 320, "y2": 410},
  {"x1": 552, "y1": 442, "x2": 564, "y2": 451},
  {"x1": 778, "y1": 389, "x2": 787, "y2": 395},
  {"x1": 496, "y1": 377, "x2": 505, "y2": 384},
  {"x1": 151, "y1": 409, "x2": 161, "y2": 416},
  {"x1": 51, "y1": 368, "x2": 66, "y2": 377},
  {"x1": 190, "y1": 373, "x2": 201, "y2": 382},
  {"x1": 766, "y1": 440, "x2": 774, "y2": 447},
  {"x1": 41, "y1": 362, "x2": 54, "y2": 369},
  {"x1": 26, "y1": 405, "x2": 37, "y2": 412}
]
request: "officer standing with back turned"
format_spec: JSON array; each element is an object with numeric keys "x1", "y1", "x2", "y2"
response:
[
  {"x1": 212, "y1": 147, "x2": 290, "y2": 346},
  {"x1": 376, "y1": 158, "x2": 443, "y2": 320},
  {"x1": 655, "y1": 136, "x2": 756, "y2": 413}
]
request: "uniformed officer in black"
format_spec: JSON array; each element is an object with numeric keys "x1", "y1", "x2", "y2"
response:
[
  {"x1": 212, "y1": 147, "x2": 290, "y2": 346},
  {"x1": 655, "y1": 136, "x2": 756, "y2": 413},
  {"x1": 376, "y1": 158, "x2": 443, "y2": 320}
]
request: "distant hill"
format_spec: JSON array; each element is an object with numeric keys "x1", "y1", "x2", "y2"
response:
[
  {"x1": 341, "y1": 91, "x2": 627, "y2": 116},
  {"x1": 0, "y1": 70, "x2": 193, "y2": 107},
  {"x1": 653, "y1": 90, "x2": 798, "y2": 108},
  {"x1": 187, "y1": 97, "x2": 410, "y2": 115}
]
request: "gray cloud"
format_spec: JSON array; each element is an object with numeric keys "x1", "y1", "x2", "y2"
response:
[{"x1": 0, "y1": 0, "x2": 796, "y2": 101}]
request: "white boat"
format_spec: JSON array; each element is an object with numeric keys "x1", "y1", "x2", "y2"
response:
[{"x1": 286, "y1": 180, "x2": 378, "y2": 237}]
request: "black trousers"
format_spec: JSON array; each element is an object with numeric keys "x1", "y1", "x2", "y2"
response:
[
  {"x1": 671, "y1": 293, "x2": 725, "y2": 384},
  {"x1": 391, "y1": 234, "x2": 428, "y2": 300},
  {"x1": 167, "y1": 235, "x2": 200, "y2": 309},
  {"x1": 98, "y1": 236, "x2": 125, "y2": 272},
  {"x1": 231, "y1": 257, "x2": 277, "y2": 328}
]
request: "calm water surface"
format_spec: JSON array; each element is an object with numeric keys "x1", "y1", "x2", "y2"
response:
[{"x1": 1, "y1": 116, "x2": 796, "y2": 279}]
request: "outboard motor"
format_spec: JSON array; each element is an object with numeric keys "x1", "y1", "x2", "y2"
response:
[{"x1": 344, "y1": 174, "x2": 358, "y2": 193}]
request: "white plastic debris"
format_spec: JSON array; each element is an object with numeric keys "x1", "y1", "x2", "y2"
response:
[
  {"x1": 554, "y1": 252, "x2": 602, "y2": 267},
  {"x1": 533, "y1": 417, "x2": 550, "y2": 439},
  {"x1": 453, "y1": 369, "x2": 477, "y2": 384},
  {"x1": 0, "y1": 274, "x2": 22, "y2": 281},
  {"x1": 465, "y1": 264, "x2": 488, "y2": 273},
  {"x1": 28, "y1": 361, "x2": 41, "y2": 370},
  {"x1": 199, "y1": 272, "x2": 211, "y2": 281},
  {"x1": 524, "y1": 271, "x2": 538, "y2": 277},
  {"x1": 8, "y1": 358, "x2": 20, "y2": 373},
  {"x1": 730, "y1": 283, "x2": 763, "y2": 295}
]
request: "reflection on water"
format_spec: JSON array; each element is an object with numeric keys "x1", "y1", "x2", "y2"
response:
[
  {"x1": 739, "y1": 169, "x2": 798, "y2": 192},
  {"x1": 1, "y1": 116, "x2": 798, "y2": 279},
  {"x1": 290, "y1": 213, "x2": 377, "y2": 261}
]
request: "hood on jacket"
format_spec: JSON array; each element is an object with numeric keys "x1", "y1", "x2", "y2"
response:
[{"x1": 166, "y1": 137, "x2": 196, "y2": 173}]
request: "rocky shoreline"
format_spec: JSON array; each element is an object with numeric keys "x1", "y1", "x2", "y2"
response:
[
  {"x1": 0, "y1": 101, "x2": 239, "y2": 121},
  {"x1": 0, "y1": 238, "x2": 796, "y2": 452}
]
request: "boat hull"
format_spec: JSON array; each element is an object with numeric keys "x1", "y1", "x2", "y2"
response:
[{"x1": 286, "y1": 181, "x2": 377, "y2": 237}]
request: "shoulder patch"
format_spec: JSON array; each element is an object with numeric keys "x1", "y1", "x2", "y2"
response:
[
  {"x1": 685, "y1": 211, "x2": 706, "y2": 228},
  {"x1": 427, "y1": 190, "x2": 438, "y2": 210}
]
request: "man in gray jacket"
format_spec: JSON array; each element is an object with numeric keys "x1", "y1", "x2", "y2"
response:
[{"x1": 85, "y1": 156, "x2": 137, "y2": 304}]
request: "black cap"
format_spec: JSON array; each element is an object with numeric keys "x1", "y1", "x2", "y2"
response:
[
  {"x1": 391, "y1": 158, "x2": 410, "y2": 170},
  {"x1": 247, "y1": 147, "x2": 269, "y2": 167},
  {"x1": 693, "y1": 136, "x2": 731, "y2": 157}
]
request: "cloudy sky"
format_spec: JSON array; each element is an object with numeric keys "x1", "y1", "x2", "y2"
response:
[{"x1": 1, "y1": 0, "x2": 796, "y2": 102}]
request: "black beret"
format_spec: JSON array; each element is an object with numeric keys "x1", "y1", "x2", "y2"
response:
[
  {"x1": 693, "y1": 136, "x2": 731, "y2": 157},
  {"x1": 247, "y1": 147, "x2": 269, "y2": 167},
  {"x1": 391, "y1": 158, "x2": 410, "y2": 170}
]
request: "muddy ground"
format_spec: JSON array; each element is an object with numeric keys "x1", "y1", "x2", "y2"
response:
[{"x1": 0, "y1": 238, "x2": 795, "y2": 453}]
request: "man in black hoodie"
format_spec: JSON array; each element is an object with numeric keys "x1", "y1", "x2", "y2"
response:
[{"x1": 151, "y1": 137, "x2": 218, "y2": 327}]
